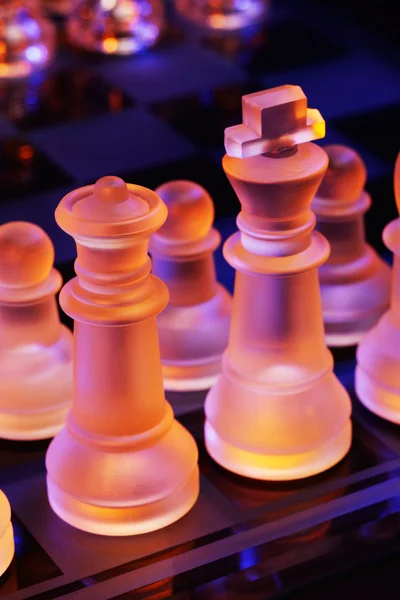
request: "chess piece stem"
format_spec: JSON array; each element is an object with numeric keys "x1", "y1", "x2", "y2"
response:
[{"x1": 154, "y1": 249, "x2": 218, "y2": 305}]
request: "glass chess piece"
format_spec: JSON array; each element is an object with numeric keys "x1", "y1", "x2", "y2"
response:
[
  {"x1": 313, "y1": 145, "x2": 391, "y2": 347},
  {"x1": 175, "y1": 0, "x2": 269, "y2": 31},
  {"x1": 150, "y1": 181, "x2": 232, "y2": 392},
  {"x1": 0, "y1": 222, "x2": 73, "y2": 440},
  {"x1": 46, "y1": 176, "x2": 199, "y2": 536},
  {"x1": 67, "y1": 0, "x2": 165, "y2": 55},
  {"x1": 204, "y1": 86, "x2": 352, "y2": 481},
  {"x1": 0, "y1": 0, "x2": 56, "y2": 78},
  {"x1": 0, "y1": 490, "x2": 14, "y2": 577},
  {"x1": 356, "y1": 153, "x2": 400, "y2": 424}
]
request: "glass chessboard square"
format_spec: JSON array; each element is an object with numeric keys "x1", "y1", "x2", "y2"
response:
[
  {"x1": 112, "y1": 495, "x2": 400, "y2": 599},
  {"x1": 0, "y1": 138, "x2": 73, "y2": 201},
  {"x1": 197, "y1": 418, "x2": 397, "y2": 513},
  {"x1": 204, "y1": 18, "x2": 347, "y2": 74},
  {"x1": 332, "y1": 104, "x2": 400, "y2": 164},
  {"x1": 319, "y1": 0, "x2": 399, "y2": 48},
  {"x1": 181, "y1": 497, "x2": 400, "y2": 600},
  {"x1": 0, "y1": 439, "x2": 49, "y2": 477},
  {"x1": 0, "y1": 515, "x2": 62, "y2": 596},
  {"x1": 0, "y1": 69, "x2": 134, "y2": 131},
  {"x1": 151, "y1": 83, "x2": 258, "y2": 155}
]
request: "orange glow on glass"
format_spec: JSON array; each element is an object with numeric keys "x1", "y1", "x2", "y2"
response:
[
  {"x1": 0, "y1": 222, "x2": 73, "y2": 441},
  {"x1": 0, "y1": 490, "x2": 14, "y2": 577},
  {"x1": 313, "y1": 145, "x2": 391, "y2": 347},
  {"x1": 150, "y1": 180, "x2": 232, "y2": 392},
  {"x1": 46, "y1": 176, "x2": 200, "y2": 536},
  {"x1": 205, "y1": 86, "x2": 352, "y2": 481},
  {"x1": 356, "y1": 153, "x2": 400, "y2": 424}
]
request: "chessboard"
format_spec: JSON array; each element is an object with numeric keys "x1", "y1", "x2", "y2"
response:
[{"x1": 1, "y1": 0, "x2": 400, "y2": 599}]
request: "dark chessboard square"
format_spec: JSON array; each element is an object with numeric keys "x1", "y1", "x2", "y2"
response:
[
  {"x1": 352, "y1": 393, "x2": 400, "y2": 458},
  {"x1": 0, "y1": 438, "x2": 49, "y2": 481},
  {"x1": 114, "y1": 498, "x2": 400, "y2": 600},
  {"x1": 204, "y1": 18, "x2": 347, "y2": 74},
  {"x1": 316, "y1": 0, "x2": 400, "y2": 50},
  {"x1": 0, "y1": 515, "x2": 62, "y2": 596},
  {"x1": 192, "y1": 499, "x2": 400, "y2": 600},
  {"x1": 119, "y1": 153, "x2": 241, "y2": 219},
  {"x1": 0, "y1": 138, "x2": 73, "y2": 202},
  {"x1": 5, "y1": 468, "x2": 235, "y2": 591},
  {"x1": 96, "y1": 43, "x2": 245, "y2": 104},
  {"x1": 152, "y1": 83, "x2": 258, "y2": 152},
  {"x1": 259, "y1": 54, "x2": 400, "y2": 125},
  {"x1": 199, "y1": 420, "x2": 397, "y2": 512},
  {"x1": 0, "y1": 69, "x2": 134, "y2": 131},
  {"x1": 333, "y1": 104, "x2": 400, "y2": 164},
  {"x1": 0, "y1": 115, "x2": 16, "y2": 140},
  {"x1": 28, "y1": 108, "x2": 194, "y2": 182}
]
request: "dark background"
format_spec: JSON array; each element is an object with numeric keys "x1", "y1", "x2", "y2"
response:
[{"x1": 0, "y1": 0, "x2": 399, "y2": 273}]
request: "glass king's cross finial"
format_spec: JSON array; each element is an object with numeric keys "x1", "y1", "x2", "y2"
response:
[{"x1": 224, "y1": 85, "x2": 325, "y2": 159}]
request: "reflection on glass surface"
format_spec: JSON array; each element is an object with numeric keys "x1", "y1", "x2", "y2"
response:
[
  {"x1": 67, "y1": 0, "x2": 165, "y2": 55},
  {"x1": 0, "y1": 1, "x2": 55, "y2": 79},
  {"x1": 175, "y1": 0, "x2": 269, "y2": 31}
]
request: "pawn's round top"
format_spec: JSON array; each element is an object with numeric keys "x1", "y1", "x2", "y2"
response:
[
  {"x1": 0, "y1": 222, "x2": 54, "y2": 288},
  {"x1": 155, "y1": 181, "x2": 214, "y2": 243},
  {"x1": 72, "y1": 176, "x2": 150, "y2": 222},
  {"x1": 318, "y1": 145, "x2": 366, "y2": 202}
]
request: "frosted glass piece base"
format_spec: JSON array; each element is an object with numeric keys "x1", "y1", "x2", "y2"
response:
[
  {"x1": 325, "y1": 314, "x2": 385, "y2": 347},
  {"x1": 355, "y1": 311, "x2": 400, "y2": 424},
  {"x1": 47, "y1": 465, "x2": 199, "y2": 536},
  {"x1": 205, "y1": 421, "x2": 352, "y2": 481},
  {"x1": 0, "y1": 522, "x2": 14, "y2": 577},
  {"x1": 159, "y1": 285, "x2": 231, "y2": 392},
  {"x1": 0, "y1": 404, "x2": 69, "y2": 441},
  {"x1": 355, "y1": 366, "x2": 400, "y2": 424},
  {"x1": 205, "y1": 361, "x2": 352, "y2": 481},
  {"x1": 46, "y1": 412, "x2": 200, "y2": 535},
  {"x1": 162, "y1": 359, "x2": 221, "y2": 392},
  {"x1": 325, "y1": 331, "x2": 365, "y2": 347},
  {"x1": 321, "y1": 250, "x2": 391, "y2": 348},
  {"x1": 0, "y1": 326, "x2": 73, "y2": 441}
]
